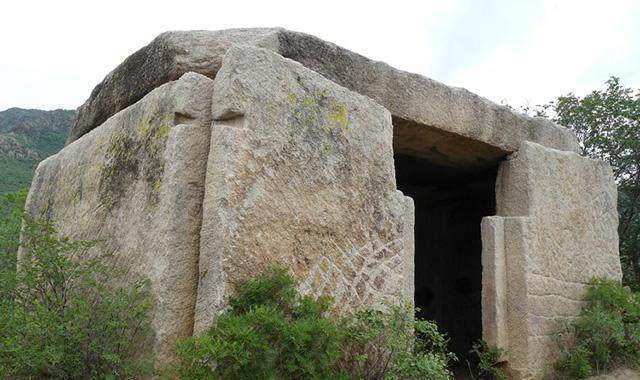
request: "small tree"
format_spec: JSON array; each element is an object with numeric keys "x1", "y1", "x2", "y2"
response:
[{"x1": 0, "y1": 217, "x2": 155, "y2": 379}]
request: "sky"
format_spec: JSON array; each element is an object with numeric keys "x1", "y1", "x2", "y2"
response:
[{"x1": 1, "y1": 0, "x2": 639, "y2": 112}]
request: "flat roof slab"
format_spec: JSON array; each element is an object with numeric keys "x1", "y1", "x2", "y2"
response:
[{"x1": 68, "y1": 28, "x2": 579, "y2": 155}]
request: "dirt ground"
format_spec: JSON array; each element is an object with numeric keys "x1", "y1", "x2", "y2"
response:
[{"x1": 587, "y1": 367, "x2": 640, "y2": 380}]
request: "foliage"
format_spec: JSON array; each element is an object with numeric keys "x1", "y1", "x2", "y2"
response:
[
  {"x1": 0, "y1": 108, "x2": 75, "y2": 195},
  {"x1": 0, "y1": 158, "x2": 38, "y2": 196},
  {"x1": 172, "y1": 268, "x2": 456, "y2": 380},
  {"x1": 0, "y1": 217, "x2": 155, "y2": 379},
  {"x1": 338, "y1": 305, "x2": 455, "y2": 380},
  {"x1": 531, "y1": 77, "x2": 640, "y2": 289},
  {"x1": 0, "y1": 190, "x2": 26, "y2": 302},
  {"x1": 172, "y1": 267, "x2": 344, "y2": 380},
  {"x1": 555, "y1": 278, "x2": 640, "y2": 378},
  {"x1": 558, "y1": 345, "x2": 592, "y2": 379},
  {"x1": 466, "y1": 340, "x2": 507, "y2": 380}
]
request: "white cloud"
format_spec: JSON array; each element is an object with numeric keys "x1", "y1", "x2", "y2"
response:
[
  {"x1": 0, "y1": 0, "x2": 637, "y2": 111},
  {"x1": 0, "y1": 0, "x2": 465, "y2": 110},
  {"x1": 443, "y1": 0, "x2": 640, "y2": 106}
]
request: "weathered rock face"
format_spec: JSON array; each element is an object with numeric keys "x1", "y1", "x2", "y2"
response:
[
  {"x1": 30, "y1": 44, "x2": 416, "y2": 358},
  {"x1": 67, "y1": 29, "x2": 578, "y2": 158},
  {"x1": 67, "y1": 28, "x2": 281, "y2": 144},
  {"x1": 195, "y1": 45, "x2": 414, "y2": 331},
  {"x1": 482, "y1": 141, "x2": 621, "y2": 378},
  {"x1": 276, "y1": 31, "x2": 579, "y2": 157},
  {"x1": 25, "y1": 72, "x2": 215, "y2": 359},
  {"x1": 26, "y1": 28, "x2": 621, "y2": 379}
]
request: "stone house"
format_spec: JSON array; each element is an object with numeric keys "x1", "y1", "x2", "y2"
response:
[{"x1": 24, "y1": 28, "x2": 621, "y2": 379}]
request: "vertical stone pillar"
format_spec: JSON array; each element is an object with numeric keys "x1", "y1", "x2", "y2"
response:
[{"x1": 482, "y1": 141, "x2": 621, "y2": 379}]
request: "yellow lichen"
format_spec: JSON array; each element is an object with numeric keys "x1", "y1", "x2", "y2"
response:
[
  {"x1": 328, "y1": 102, "x2": 349, "y2": 131},
  {"x1": 303, "y1": 96, "x2": 314, "y2": 107}
]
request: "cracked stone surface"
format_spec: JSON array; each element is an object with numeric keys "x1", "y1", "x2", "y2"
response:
[
  {"x1": 195, "y1": 45, "x2": 414, "y2": 332},
  {"x1": 67, "y1": 28, "x2": 579, "y2": 157},
  {"x1": 24, "y1": 29, "x2": 622, "y2": 379},
  {"x1": 23, "y1": 72, "x2": 215, "y2": 360},
  {"x1": 482, "y1": 141, "x2": 621, "y2": 379}
]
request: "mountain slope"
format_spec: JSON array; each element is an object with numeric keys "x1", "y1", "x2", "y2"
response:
[{"x1": 0, "y1": 108, "x2": 75, "y2": 194}]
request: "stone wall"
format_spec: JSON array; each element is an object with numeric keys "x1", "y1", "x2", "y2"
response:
[
  {"x1": 23, "y1": 29, "x2": 622, "y2": 379},
  {"x1": 25, "y1": 45, "x2": 415, "y2": 358},
  {"x1": 482, "y1": 141, "x2": 622, "y2": 379},
  {"x1": 24, "y1": 72, "x2": 214, "y2": 359},
  {"x1": 195, "y1": 45, "x2": 414, "y2": 331}
]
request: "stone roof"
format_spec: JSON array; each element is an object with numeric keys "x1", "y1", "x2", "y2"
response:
[{"x1": 68, "y1": 28, "x2": 579, "y2": 156}]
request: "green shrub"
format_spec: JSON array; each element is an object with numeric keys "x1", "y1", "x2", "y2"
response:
[
  {"x1": 0, "y1": 190, "x2": 26, "y2": 300},
  {"x1": 338, "y1": 305, "x2": 456, "y2": 380},
  {"x1": 0, "y1": 217, "x2": 155, "y2": 379},
  {"x1": 172, "y1": 268, "x2": 456, "y2": 380},
  {"x1": 173, "y1": 267, "x2": 344, "y2": 380},
  {"x1": 555, "y1": 278, "x2": 640, "y2": 378},
  {"x1": 467, "y1": 340, "x2": 507, "y2": 380},
  {"x1": 558, "y1": 345, "x2": 592, "y2": 379}
]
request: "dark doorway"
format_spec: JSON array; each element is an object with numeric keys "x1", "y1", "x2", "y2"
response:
[{"x1": 394, "y1": 153, "x2": 497, "y2": 358}]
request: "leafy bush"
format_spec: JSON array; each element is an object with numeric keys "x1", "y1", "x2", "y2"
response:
[
  {"x1": 0, "y1": 190, "x2": 26, "y2": 303},
  {"x1": 172, "y1": 268, "x2": 456, "y2": 380},
  {"x1": 467, "y1": 340, "x2": 507, "y2": 380},
  {"x1": 173, "y1": 267, "x2": 344, "y2": 380},
  {"x1": 555, "y1": 278, "x2": 640, "y2": 378},
  {"x1": 0, "y1": 217, "x2": 155, "y2": 379},
  {"x1": 338, "y1": 305, "x2": 456, "y2": 380},
  {"x1": 558, "y1": 346, "x2": 592, "y2": 379}
]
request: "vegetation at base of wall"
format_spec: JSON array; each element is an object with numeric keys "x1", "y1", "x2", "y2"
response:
[
  {"x1": 171, "y1": 267, "x2": 457, "y2": 380},
  {"x1": 2, "y1": 192, "x2": 457, "y2": 380},
  {"x1": 527, "y1": 77, "x2": 640, "y2": 290},
  {"x1": 0, "y1": 205, "x2": 155, "y2": 379},
  {"x1": 466, "y1": 340, "x2": 507, "y2": 380},
  {"x1": 337, "y1": 305, "x2": 456, "y2": 380},
  {"x1": 554, "y1": 278, "x2": 640, "y2": 379}
]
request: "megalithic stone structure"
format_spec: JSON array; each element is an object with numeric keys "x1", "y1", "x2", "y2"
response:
[{"x1": 25, "y1": 29, "x2": 621, "y2": 378}]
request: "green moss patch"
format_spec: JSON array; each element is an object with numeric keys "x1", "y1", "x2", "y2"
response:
[{"x1": 99, "y1": 111, "x2": 172, "y2": 210}]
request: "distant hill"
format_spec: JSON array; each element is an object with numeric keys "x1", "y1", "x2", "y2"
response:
[{"x1": 0, "y1": 108, "x2": 76, "y2": 194}]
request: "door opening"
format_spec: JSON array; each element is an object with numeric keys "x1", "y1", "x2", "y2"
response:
[{"x1": 395, "y1": 153, "x2": 497, "y2": 358}]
